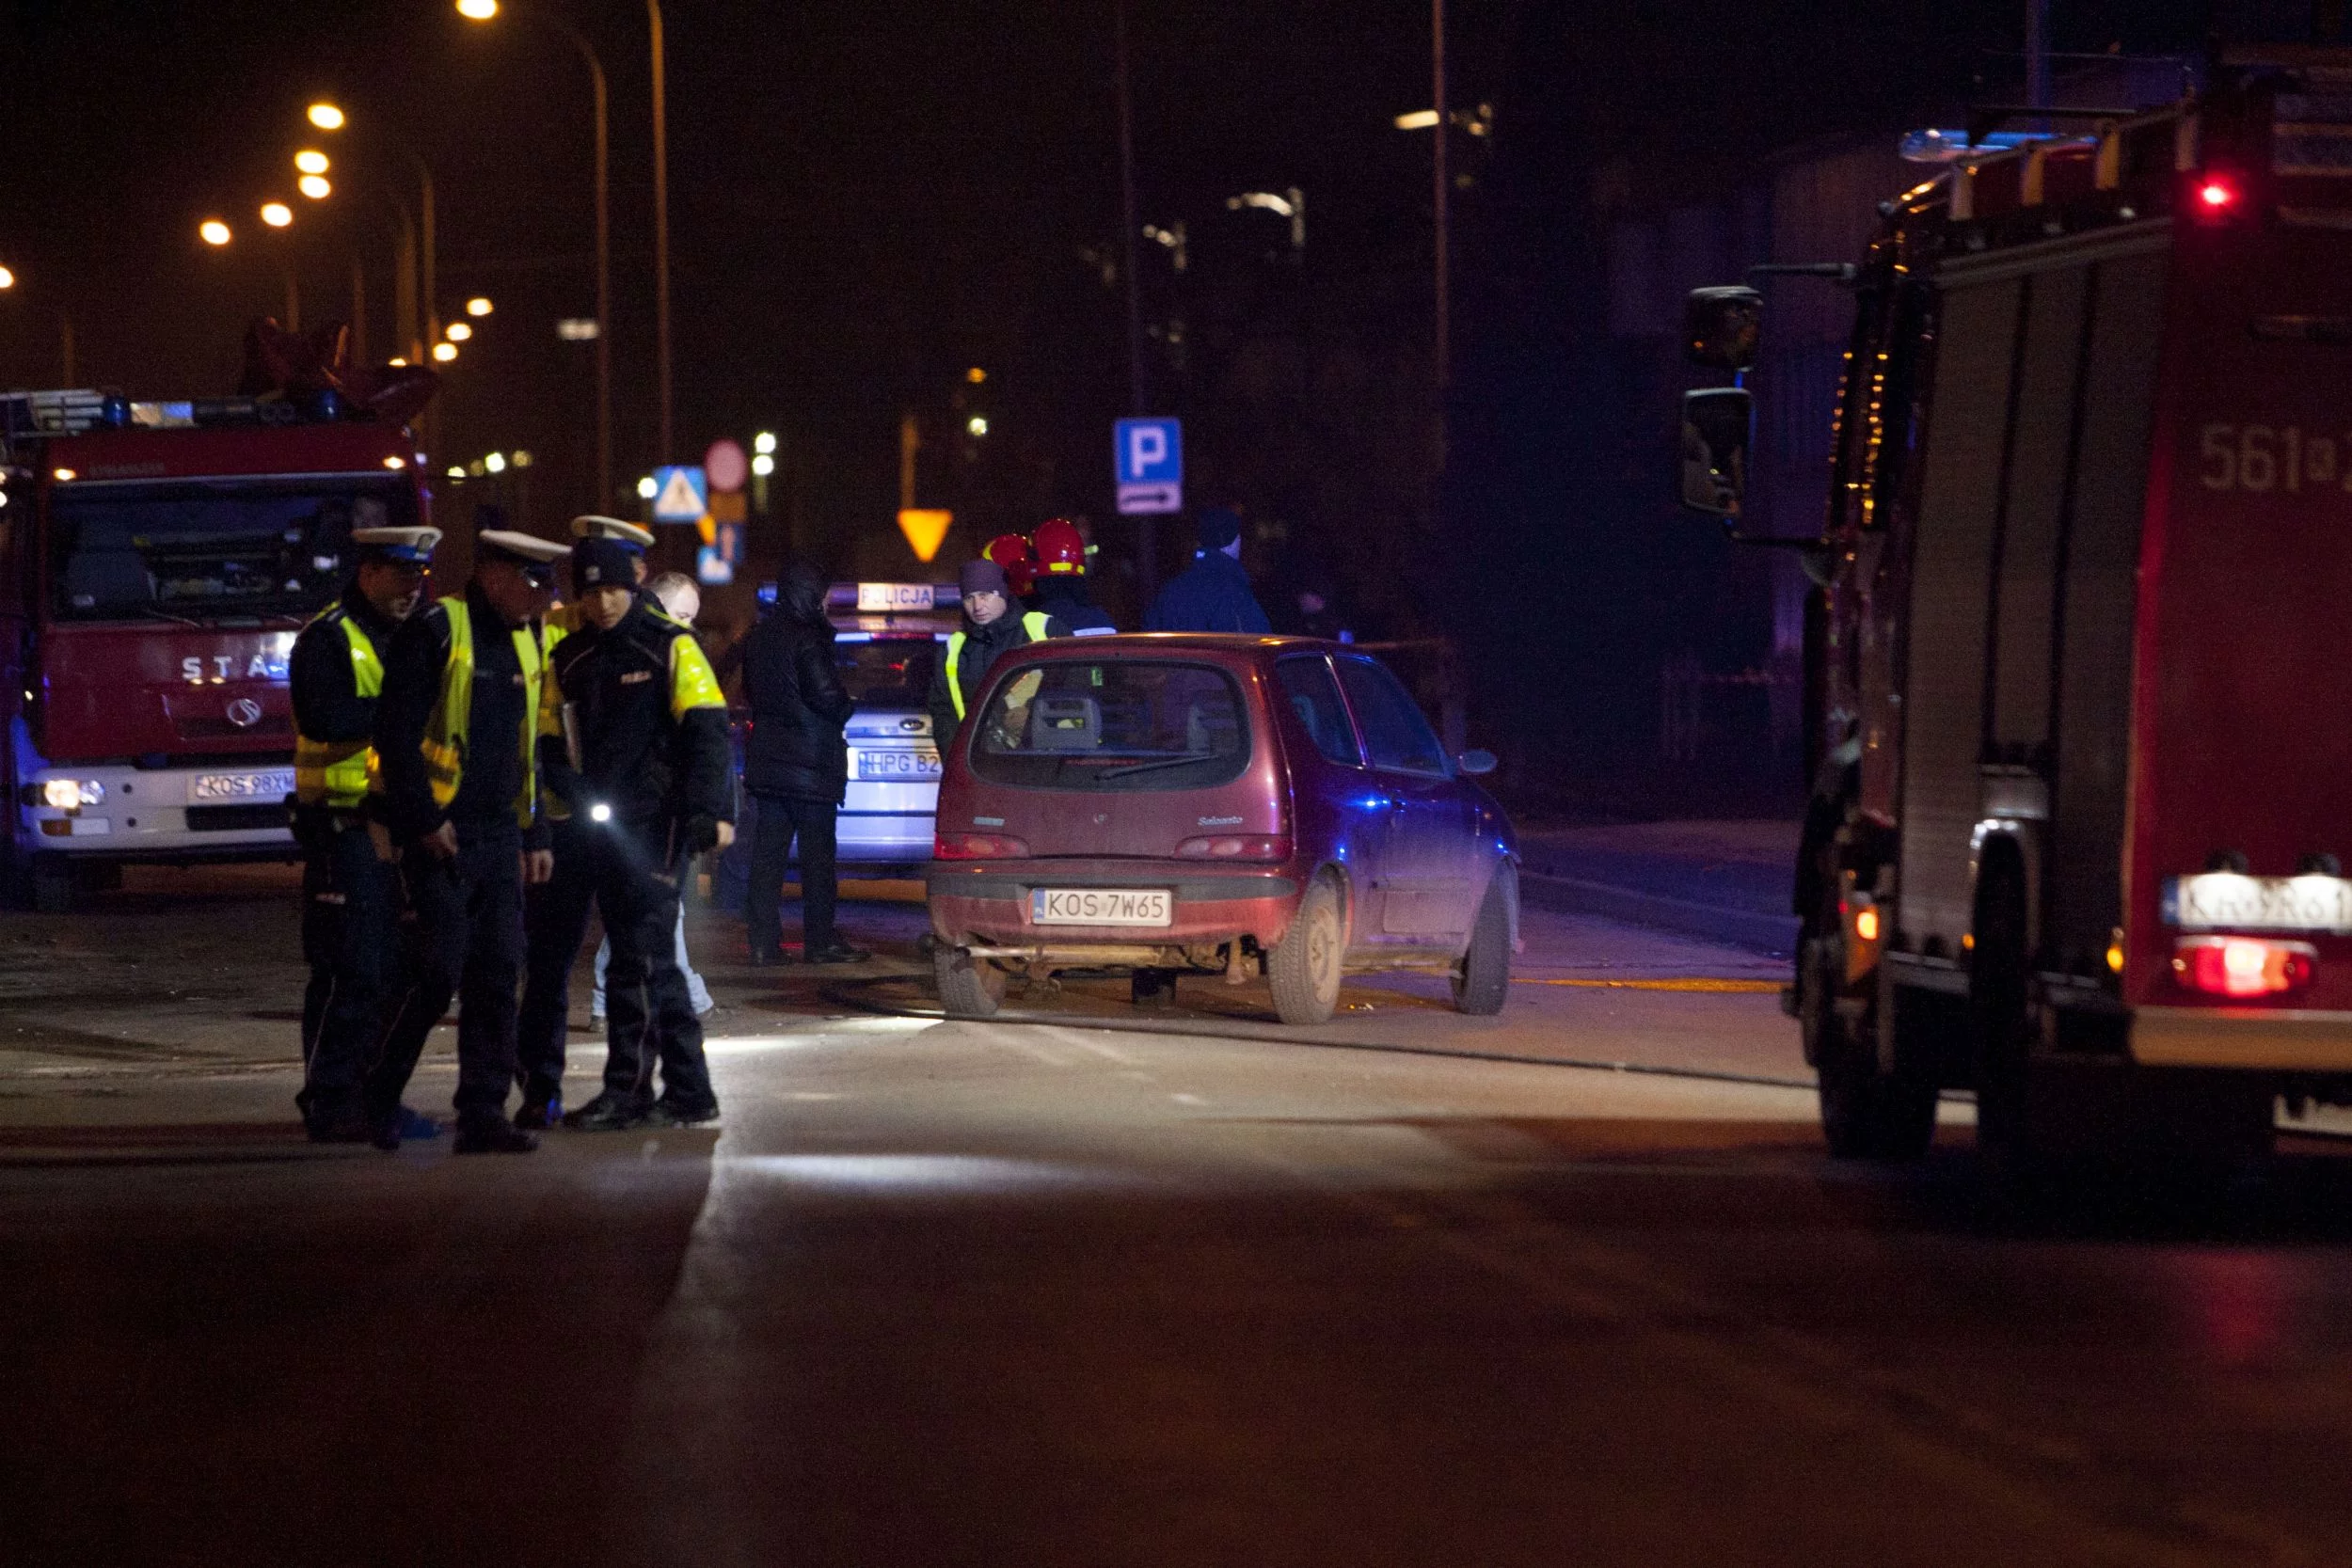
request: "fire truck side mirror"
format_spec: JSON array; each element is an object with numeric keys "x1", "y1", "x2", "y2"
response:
[
  {"x1": 1679, "y1": 388, "x2": 1752, "y2": 517},
  {"x1": 1683, "y1": 286, "x2": 1762, "y2": 371}
]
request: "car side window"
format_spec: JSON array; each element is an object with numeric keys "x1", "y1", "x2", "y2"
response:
[
  {"x1": 1335, "y1": 657, "x2": 1449, "y2": 776},
  {"x1": 1274, "y1": 656, "x2": 1361, "y2": 767}
]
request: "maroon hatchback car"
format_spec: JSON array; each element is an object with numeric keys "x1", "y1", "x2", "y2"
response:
[{"x1": 926, "y1": 635, "x2": 1518, "y2": 1024}]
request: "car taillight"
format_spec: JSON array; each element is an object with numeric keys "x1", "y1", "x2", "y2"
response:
[
  {"x1": 2171, "y1": 936, "x2": 2315, "y2": 999},
  {"x1": 934, "y1": 832, "x2": 1030, "y2": 860},
  {"x1": 1175, "y1": 834, "x2": 1291, "y2": 861}
]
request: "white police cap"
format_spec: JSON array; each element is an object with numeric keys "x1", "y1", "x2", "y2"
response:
[
  {"x1": 570, "y1": 515, "x2": 656, "y2": 552},
  {"x1": 351, "y1": 525, "x2": 442, "y2": 564},
  {"x1": 476, "y1": 530, "x2": 571, "y2": 565}
]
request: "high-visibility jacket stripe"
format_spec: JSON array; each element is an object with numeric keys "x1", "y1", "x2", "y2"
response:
[
  {"x1": 945, "y1": 611, "x2": 1052, "y2": 721},
  {"x1": 424, "y1": 595, "x2": 547, "y2": 829},
  {"x1": 292, "y1": 608, "x2": 384, "y2": 809}
]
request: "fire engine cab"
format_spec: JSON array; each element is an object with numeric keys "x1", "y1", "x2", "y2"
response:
[
  {"x1": 1679, "y1": 50, "x2": 2352, "y2": 1167},
  {"x1": 0, "y1": 388, "x2": 426, "y2": 910}
]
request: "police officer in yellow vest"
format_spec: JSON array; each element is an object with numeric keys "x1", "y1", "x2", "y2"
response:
[
  {"x1": 369, "y1": 527, "x2": 570, "y2": 1154},
  {"x1": 290, "y1": 524, "x2": 441, "y2": 1144},
  {"x1": 515, "y1": 513, "x2": 658, "y2": 1125},
  {"x1": 926, "y1": 555, "x2": 1068, "y2": 749}
]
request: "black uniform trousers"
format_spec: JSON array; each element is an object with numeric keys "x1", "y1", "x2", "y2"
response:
[
  {"x1": 296, "y1": 820, "x2": 402, "y2": 1126},
  {"x1": 592, "y1": 815, "x2": 717, "y2": 1113},
  {"x1": 367, "y1": 816, "x2": 526, "y2": 1124},
  {"x1": 744, "y1": 791, "x2": 840, "y2": 958},
  {"x1": 516, "y1": 817, "x2": 596, "y2": 1105}
]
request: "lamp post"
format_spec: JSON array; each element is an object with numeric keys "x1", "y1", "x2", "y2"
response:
[
  {"x1": 649, "y1": 0, "x2": 672, "y2": 466},
  {"x1": 456, "y1": 0, "x2": 614, "y2": 507}
]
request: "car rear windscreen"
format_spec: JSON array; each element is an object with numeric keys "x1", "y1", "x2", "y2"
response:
[
  {"x1": 835, "y1": 637, "x2": 940, "y2": 707},
  {"x1": 969, "y1": 659, "x2": 1248, "y2": 791}
]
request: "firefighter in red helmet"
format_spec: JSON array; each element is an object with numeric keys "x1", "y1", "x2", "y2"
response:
[
  {"x1": 1028, "y1": 516, "x2": 1118, "y2": 635},
  {"x1": 982, "y1": 532, "x2": 1037, "y2": 601}
]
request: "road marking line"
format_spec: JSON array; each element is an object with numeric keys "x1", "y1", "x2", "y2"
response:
[{"x1": 1518, "y1": 976, "x2": 1782, "y2": 993}]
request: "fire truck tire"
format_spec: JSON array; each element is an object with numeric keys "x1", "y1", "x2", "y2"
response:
[
  {"x1": 1970, "y1": 840, "x2": 2042, "y2": 1171},
  {"x1": 1806, "y1": 926, "x2": 1935, "y2": 1161},
  {"x1": 934, "y1": 944, "x2": 1007, "y2": 1019},
  {"x1": 1452, "y1": 865, "x2": 1514, "y2": 1015}
]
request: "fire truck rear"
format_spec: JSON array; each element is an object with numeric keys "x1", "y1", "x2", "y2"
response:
[
  {"x1": 1678, "y1": 51, "x2": 2352, "y2": 1167},
  {"x1": 0, "y1": 390, "x2": 426, "y2": 910}
]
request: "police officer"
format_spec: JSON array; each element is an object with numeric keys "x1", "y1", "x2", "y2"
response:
[
  {"x1": 1027, "y1": 517, "x2": 1119, "y2": 635},
  {"x1": 514, "y1": 514, "x2": 658, "y2": 1126},
  {"x1": 290, "y1": 523, "x2": 440, "y2": 1144},
  {"x1": 367, "y1": 527, "x2": 568, "y2": 1154},
  {"x1": 926, "y1": 556, "x2": 1069, "y2": 748},
  {"x1": 544, "y1": 535, "x2": 736, "y2": 1132}
]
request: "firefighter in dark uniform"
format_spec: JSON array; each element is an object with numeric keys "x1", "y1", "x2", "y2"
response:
[
  {"x1": 367, "y1": 527, "x2": 569, "y2": 1154},
  {"x1": 545, "y1": 535, "x2": 736, "y2": 1132},
  {"x1": 515, "y1": 515, "x2": 657, "y2": 1126},
  {"x1": 290, "y1": 524, "x2": 440, "y2": 1144}
]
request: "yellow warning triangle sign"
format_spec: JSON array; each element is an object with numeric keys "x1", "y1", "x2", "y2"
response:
[{"x1": 897, "y1": 508, "x2": 951, "y2": 563}]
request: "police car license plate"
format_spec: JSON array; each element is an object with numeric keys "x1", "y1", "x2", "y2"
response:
[
  {"x1": 192, "y1": 768, "x2": 295, "y2": 802},
  {"x1": 856, "y1": 748, "x2": 941, "y2": 780},
  {"x1": 1031, "y1": 887, "x2": 1172, "y2": 927}
]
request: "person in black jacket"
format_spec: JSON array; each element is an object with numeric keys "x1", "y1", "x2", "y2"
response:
[
  {"x1": 542, "y1": 537, "x2": 738, "y2": 1131},
  {"x1": 740, "y1": 562, "x2": 864, "y2": 964},
  {"x1": 926, "y1": 557, "x2": 1069, "y2": 748}
]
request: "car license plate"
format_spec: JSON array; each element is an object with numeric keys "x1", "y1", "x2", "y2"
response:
[
  {"x1": 2166, "y1": 873, "x2": 2352, "y2": 934},
  {"x1": 191, "y1": 768, "x2": 295, "y2": 802},
  {"x1": 856, "y1": 748, "x2": 941, "y2": 780},
  {"x1": 1031, "y1": 887, "x2": 1173, "y2": 927}
]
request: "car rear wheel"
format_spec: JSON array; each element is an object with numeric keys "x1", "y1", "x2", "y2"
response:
[
  {"x1": 1452, "y1": 865, "x2": 1514, "y2": 1015},
  {"x1": 934, "y1": 944, "x2": 1007, "y2": 1019},
  {"x1": 1268, "y1": 873, "x2": 1344, "y2": 1026}
]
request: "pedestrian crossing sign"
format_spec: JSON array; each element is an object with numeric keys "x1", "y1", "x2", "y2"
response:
[{"x1": 651, "y1": 465, "x2": 708, "y2": 524}]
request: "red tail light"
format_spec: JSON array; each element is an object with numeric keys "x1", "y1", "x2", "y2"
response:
[
  {"x1": 1175, "y1": 834, "x2": 1292, "y2": 861},
  {"x1": 2171, "y1": 936, "x2": 2315, "y2": 999},
  {"x1": 933, "y1": 832, "x2": 1031, "y2": 860},
  {"x1": 2198, "y1": 178, "x2": 2237, "y2": 210}
]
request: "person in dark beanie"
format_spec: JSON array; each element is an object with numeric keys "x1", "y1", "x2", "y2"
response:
[
  {"x1": 926, "y1": 556, "x2": 1067, "y2": 748},
  {"x1": 1143, "y1": 506, "x2": 1271, "y2": 634},
  {"x1": 739, "y1": 562, "x2": 865, "y2": 965}
]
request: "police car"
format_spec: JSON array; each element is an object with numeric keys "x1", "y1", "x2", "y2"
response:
[{"x1": 725, "y1": 580, "x2": 958, "y2": 880}]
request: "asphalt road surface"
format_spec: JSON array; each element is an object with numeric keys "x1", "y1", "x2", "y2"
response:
[{"x1": 9, "y1": 869, "x2": 2352, "y2": 1566}]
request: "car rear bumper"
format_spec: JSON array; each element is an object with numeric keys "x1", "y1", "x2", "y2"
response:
[
  {"x1": 928, "y1": 859, "x2": 1302, "y2": 949},
  {"x1": 2133, "y1": 1006, "x2": 2352, "y2": 1071}
]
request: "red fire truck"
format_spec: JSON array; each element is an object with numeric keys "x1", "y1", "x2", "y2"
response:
[
  {"x1": 1679, "y1": 51, "x2": 2352, "y2": 1166},
  {"x1": 0, "y1": 387, "x2": 427, "y2": 910}
]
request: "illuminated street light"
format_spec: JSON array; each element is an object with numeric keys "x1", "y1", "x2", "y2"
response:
[
  {"x1": 636, "y1": 475, "x2": 657, "y2": 499},
  {"x1": 294, "y1": 150, "x2": 329, "y2": 175},
  {"x1": 297, "y1": 174, "x2": 332, "y2": 200},
  {"x1": 966, "y1": 416, "x2": 989, "y2": 437},
  {"x1": 750, "y1": 452, "x2": 775, "y2": 478},
  {"x1": 455, "y1": 0, "x2": 500, "y2": 18},
  {"x1": 0, "y1": 266, "x2": 14, "y2": 290},
  {"x1": 431, "y1": 341, "x2": 458, "y2": 363},
  {"x1": 966, "y1": 367, "x2": 987, "y2": 384},
  {"x1": 556, "y1": 318, "x2": 599, "y2": 341},
  {"x1": 446, "y1": 465, "x2": 466, "y2": 479},
  {"x1": 1393, "y1": 108, "x2": 1439, "y2": 130},
  {"x1": 465, "y1": 296, "x2": 493, "y2": 317},
  {"x1": 485, "y1": 451, "x2": 507, "y2": 474},
  {"x1": 754, "y1": 430, "x2": 777, "y2": 454},
  {"x1": 444, "y1": 321, "x2": 473, "y2": 342},
  {"x1": 261, "y1": 202, "x2": 294, "y2": 228},
  {"x1": 511, "y1": 450, "x2": 532, "y2": 467},
  {"x1": 389, "y1": 356, "x2": 410, "y2": 367},
  {"x1": 199, "y1": 220, "x2": 232, "y2": 246},
  {"x1": 308, "y1": 102, "x2": 346, "y2": 132}
]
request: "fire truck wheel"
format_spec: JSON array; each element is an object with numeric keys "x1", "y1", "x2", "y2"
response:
[
  {"x1": 1806, "y1": 907, "x2": 1935, "y2": 1161},
  {"x1": 1970, "y1": 839, "x2": 2045, "y2": 1173}
]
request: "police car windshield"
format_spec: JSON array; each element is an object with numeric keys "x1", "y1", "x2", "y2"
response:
[
  {"x1": 834, "y1": 637, "x2": 940, "y2": 708},
  {"x1": 47, "y1": 475, "x2": 416, "y2": 622},
  {"x1": 970, "y1": 659, "x2": 1249, "y2": 792}
]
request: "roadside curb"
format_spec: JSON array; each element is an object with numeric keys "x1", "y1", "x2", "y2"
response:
[{"x1": 1518, "y1": 869, "x2": 1799, "y2": 958}]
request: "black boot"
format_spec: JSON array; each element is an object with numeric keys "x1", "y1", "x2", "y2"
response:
[
  {"x1": 453, "y1": 1115, "x2": 540, "y2": 1155},
  {"x1": 563, "y1": 1091, "x2": 652, "y2": 1132}
]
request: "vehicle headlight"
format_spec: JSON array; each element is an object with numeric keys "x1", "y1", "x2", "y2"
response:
[
  {"x1": 40, "y1": 778, "x2": 102, "y2": 810},
  {"x1": 589, "y1": 802, "x2": 612, "y2": 823}
]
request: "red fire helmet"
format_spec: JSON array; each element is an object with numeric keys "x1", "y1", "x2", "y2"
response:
[
  {"x1": 983, "y1": 531, "x2": 1037, "y2": 597},
  {"x1": 1033, "y1": 516, "x2": 1088, "y2": 577}
]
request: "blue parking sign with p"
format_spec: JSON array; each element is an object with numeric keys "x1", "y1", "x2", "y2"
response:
[{"x1": 1114, "y1": 417, "x2": 1182, "y2": 515}]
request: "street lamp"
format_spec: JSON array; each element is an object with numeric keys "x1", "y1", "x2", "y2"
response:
[
  {"x1": 445, "y1": 321, "x2": 472, "y2": 342},
  {"x1": 432, "y1": 341, "x2": 458, "y2": 363},
  {"x1": 298, "y1": 174, "x2": 332, "y2": 200},
  {"x1": 0, "y1": 266, "x2": 13, "y2": 290},
  {"x1": 307, "y1": 102, "x2": 346, "y2": 131},
  {"x1": 465, "y1": 295, "x2": 493, "y2": 317},
  {"x1": 199, "y1": 220, "x2": 232, "y2": 246},
  {"x1": 260, "y1": 202, "x2": 294, "y2": 229},
  {"x1": 294, "y1": 150, "x2": 329, "y2": 175},
  {"x1": 457, "y1": 0, "x2": 614, "y2": 508}
]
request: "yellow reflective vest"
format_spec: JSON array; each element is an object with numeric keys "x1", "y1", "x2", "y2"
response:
[
  {"x1": 420, "y1": 594, "x2": 548, "y2": 830},
  {"x1": 944, "y1": 611, "x2": 1053, "y2": 721},
  {"x1": 292, "y1": 608, "x2": 384, "y2": 810}
]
